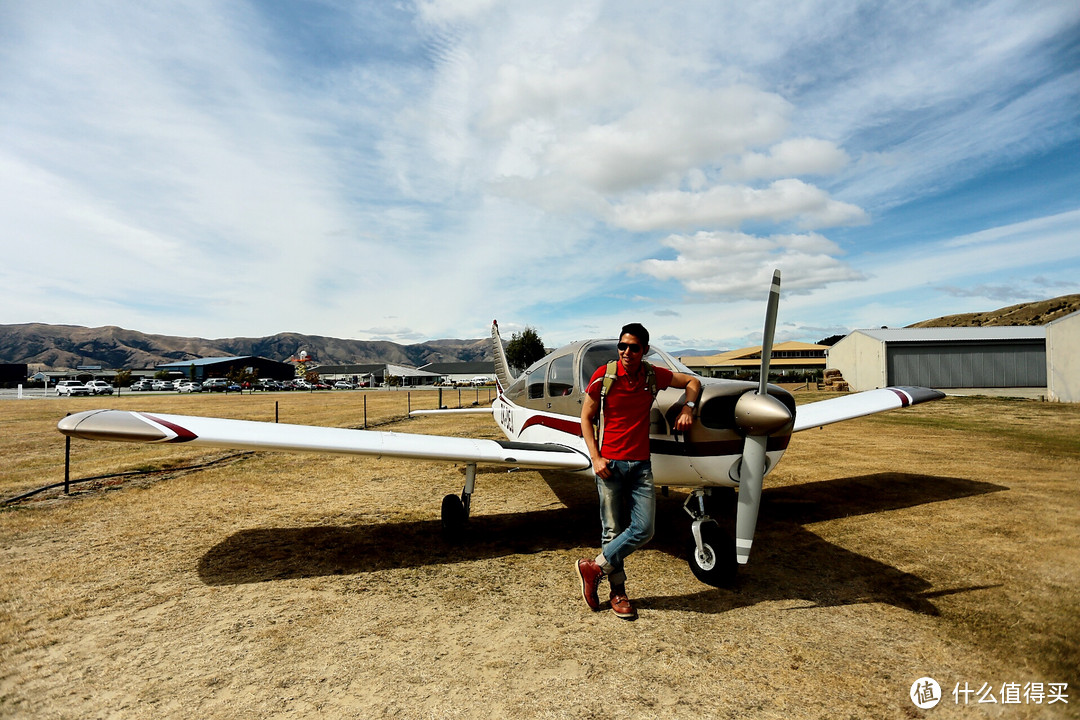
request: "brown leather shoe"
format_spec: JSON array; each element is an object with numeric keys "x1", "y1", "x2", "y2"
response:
[
  {"x1": 610, "y1": 592, "x2": 636, "y2": 620},
  {"x1": 576, "y1": 559, "x2": 603, "y2": 611}
]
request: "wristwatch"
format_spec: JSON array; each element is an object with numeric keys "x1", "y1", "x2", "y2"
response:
[{"x1": 685, "y1": 401, "x2": 696, "y2": 409}]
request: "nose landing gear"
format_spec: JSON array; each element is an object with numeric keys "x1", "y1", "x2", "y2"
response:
[{"x1": 684, "y1": 489, "x2": 737, "y2": 587}]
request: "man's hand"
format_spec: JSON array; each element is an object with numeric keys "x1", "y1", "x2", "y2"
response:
[
  {"x1": 592, "y1": 455, "x2": 611, "y2": 479},
  {"x1": 675, "y1": 405, "x2": 694, "y2": 432}
]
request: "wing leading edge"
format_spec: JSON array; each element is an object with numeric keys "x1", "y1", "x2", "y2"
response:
[
  {"x1": 792, "y1": 386, "x2": 945, "y2": 432},
  {"x1": 57, "y1": 410, "x2": 590, "y2": 471}
]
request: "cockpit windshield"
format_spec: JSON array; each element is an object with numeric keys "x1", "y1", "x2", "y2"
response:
[{"x1": 578, "y1": 341, "x2": 696, "y2": 390}]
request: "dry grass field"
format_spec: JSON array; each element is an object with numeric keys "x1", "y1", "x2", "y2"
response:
[{"x1": 1, "y1": 389, "x2": 1077, "y2": 719}]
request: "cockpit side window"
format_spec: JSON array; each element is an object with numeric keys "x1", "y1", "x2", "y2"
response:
[
  {"x1": 580, "y1": 342, "x2": 617, "y2": 391},
  {"x1": 527, "y1": 361, "x2": 549, "y2": 400},
  {"x1": 547, "y1": 354, "x2": 574, "y2": 396}
]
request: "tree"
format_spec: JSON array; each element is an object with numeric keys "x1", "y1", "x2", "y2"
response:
[
  {"x1": 817, "y1": 334, "x2": 846, "y2": 346},
  {"x1": 506, "y1": 327, "x2": 546, "y2": 373}
]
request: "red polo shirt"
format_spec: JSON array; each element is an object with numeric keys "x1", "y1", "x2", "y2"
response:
[{"x1": 586, "y1": 360, "x2": 673, "y2": 461}]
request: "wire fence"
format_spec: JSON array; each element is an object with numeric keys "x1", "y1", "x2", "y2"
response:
[{"x1": 1, "y1": 387, "x2": 496, "y2": 507}]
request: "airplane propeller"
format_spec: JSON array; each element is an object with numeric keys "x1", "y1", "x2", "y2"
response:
[{"x1": 732, "y1": 269, "x2": 792, "y2": 564}]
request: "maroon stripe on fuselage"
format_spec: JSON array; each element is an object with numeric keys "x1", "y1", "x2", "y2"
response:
[
  {"x1": 520, "y1": 414, "x2": 583, "y2": 436},
  {"x1": 141, "y1": 413, "x2": 198, "y2": 443},
  {"x1": 517, "y1": 413, "x2": 792, "y2": 456}
]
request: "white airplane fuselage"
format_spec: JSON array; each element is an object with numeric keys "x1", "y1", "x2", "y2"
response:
[{"x1": 489, "y1": 338, "x2": 795, "y2": 488}]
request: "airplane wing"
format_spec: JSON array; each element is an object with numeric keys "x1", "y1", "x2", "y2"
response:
[
  {"x1": 792, "y1": 386, "x2": 945, "y2": 432},
  {"x1": 57, "y1": 409, "x2": 590, "y2": 471}
]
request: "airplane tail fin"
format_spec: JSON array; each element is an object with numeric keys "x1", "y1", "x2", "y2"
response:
[{"x1": 490, "y1": 320, "x2": 515, "y2": 394}]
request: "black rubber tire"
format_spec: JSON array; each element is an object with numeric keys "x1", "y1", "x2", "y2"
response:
[
  {"x1": 441, "y1": 493, "x2": 466, "y2": 537},
  {"x1": 686, "y1": 520, "x2": 738, "y2": 588}
]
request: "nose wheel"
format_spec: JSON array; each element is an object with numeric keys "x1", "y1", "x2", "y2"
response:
[{"x1": 684, "y1": 490, "x2": 737, "y2": 587}]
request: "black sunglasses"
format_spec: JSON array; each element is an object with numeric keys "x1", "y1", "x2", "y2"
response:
[{"x1": 617, "y1": 342, "x2": 642, "y2": 353}]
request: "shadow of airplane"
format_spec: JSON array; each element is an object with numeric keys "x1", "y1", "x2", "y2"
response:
[{"x1": 197, "y1": 472, "x2": 1006, "y2": 616}]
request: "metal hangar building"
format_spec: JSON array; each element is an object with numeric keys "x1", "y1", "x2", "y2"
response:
[{"x1": 827, "y1": 327, "x2": 1049, "y2": 392}]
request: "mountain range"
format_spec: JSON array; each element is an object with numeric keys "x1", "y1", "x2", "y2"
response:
[
  {"x1": 3, "y1": 293, "x2": 1078, "y2": 371},
  {"x1": 0, "y1": 324, "x2": 493, "y2": 372}
]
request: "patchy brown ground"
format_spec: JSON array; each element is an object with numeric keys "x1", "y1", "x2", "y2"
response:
[{"x1": 1, "y1": 390, "x2": 1077, "y2": 719}]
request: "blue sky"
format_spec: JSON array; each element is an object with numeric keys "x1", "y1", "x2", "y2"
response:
[{"x1": 2, "y1": 0, "x2": 1078, "y2": 351}]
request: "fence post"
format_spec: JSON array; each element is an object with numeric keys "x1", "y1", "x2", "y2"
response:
[
  {"x1": 408, "y1": 392, "x2": 411, "y2": 416},
  {"x1": 364, "y1": 395, "x2": 367, "y2": 429}
]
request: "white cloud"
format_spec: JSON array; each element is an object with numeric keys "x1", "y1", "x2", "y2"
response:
[
  {"x1": 636, "y1": 230, "x2": 865, "y2": 300},
  {"x1": 609, "y1": 179, "x2": 868, "y2": 232},
  {"x1": 722, "y1": 138, "x2": 850, "y2": 181}
]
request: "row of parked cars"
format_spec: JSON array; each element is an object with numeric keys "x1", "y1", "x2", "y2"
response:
[
  {"x1": 54, "y1": 377, "x2": 371, "y2": 395},
  {"x1": 55, "y1": 380, "x2": 113, "y2": 396}
]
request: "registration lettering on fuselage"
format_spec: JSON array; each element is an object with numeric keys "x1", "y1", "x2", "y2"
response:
[{"x1": 496, "y1": 401, "x2": 515, "y2": 436}]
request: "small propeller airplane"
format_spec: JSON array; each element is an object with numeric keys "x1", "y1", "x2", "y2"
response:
[{"x1": 57, "y1": 270, "x2": 943, "y2": 586}]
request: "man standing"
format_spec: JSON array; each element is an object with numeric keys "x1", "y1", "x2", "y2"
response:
[{"x1": 577, "y1": 323, "x2": 701, "y2": 619}]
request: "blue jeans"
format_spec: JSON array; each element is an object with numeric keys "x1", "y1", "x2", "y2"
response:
[{"x1": 595, "y1": 460, "x2": 655, "y2": 586}]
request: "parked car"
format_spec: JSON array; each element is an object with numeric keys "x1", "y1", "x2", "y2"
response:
[
  {"x1": 333, "y1": 381, "x2": 356, "y2": 390},
  {"x1": 203, "y1": 378, "x2": 229, "y2": 392},
  {"x1": 177, "y1": 381, "x2": 202, "y2": 393},
  {"x1": 56, "y1": 380, "x2": 92, "y2": 396},
  {"x1": 226, "y1": 382, "x2": 242, "y2": 393},
  {"x1": 85, "y1": 380, "x2": 115, "y2": 395},
  {"x1": 151, "y1": 379, "x2": 173, "y2": 391},
  {"x1": 131, "y1": 379, "x2": 155, "y2": 391}
]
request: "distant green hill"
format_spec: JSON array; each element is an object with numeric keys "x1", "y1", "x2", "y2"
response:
[{"x1": 907, "y1": 293, "x2": 1080, "y2": 328}]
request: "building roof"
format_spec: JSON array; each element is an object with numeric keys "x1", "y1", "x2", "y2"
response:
[
  {"x1": 157, "y1": 356, "x2": 253, "y2": 368},
  {"x1": 386, "y1": 364, "x2": 442, "y2": 379},
  {"x1": 854, "y1": 327, "x2": 1046, "y2": 342},
  {"x1": 315, "y1": 363, "x2": 386, "y2": 374},
  {"x1": 680, "y1": 341, "x2": 828, "y2": 368},
  {"x1": 420, "y1": 361, "x2": 495, "y2": 374}
]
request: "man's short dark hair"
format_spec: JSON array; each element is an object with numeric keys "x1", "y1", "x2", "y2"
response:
[{"x1": 620, "y1": 323, "x2": 650, "y2": 348}]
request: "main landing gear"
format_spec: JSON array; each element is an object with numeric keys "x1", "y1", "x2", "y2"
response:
[
  {"x1": 684, "y1": 488, "x2": 738, "y2": 587},
  {"x1": 441, "y1": 463, "x2": 476, "y2": 538}
]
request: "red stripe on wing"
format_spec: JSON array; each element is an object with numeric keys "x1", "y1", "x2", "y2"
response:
[{"x1": 142, "y1": 414, "x2": 198, "y2": 443}]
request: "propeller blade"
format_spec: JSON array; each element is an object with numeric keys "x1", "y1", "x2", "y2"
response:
[
  {"x1": 735, "y1": 434, "x2": 767, "y2": 564},
  {"x1": 735, "y1": 269, "x2": 782, "y2": 564},
  {"x1": 758, "y1": 269, "x2": 781, "y2": 396}
]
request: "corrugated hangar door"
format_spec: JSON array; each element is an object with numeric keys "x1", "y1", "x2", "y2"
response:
[{"x1": 887, "y1": 342, "x2": 1047, "y2": 388}]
